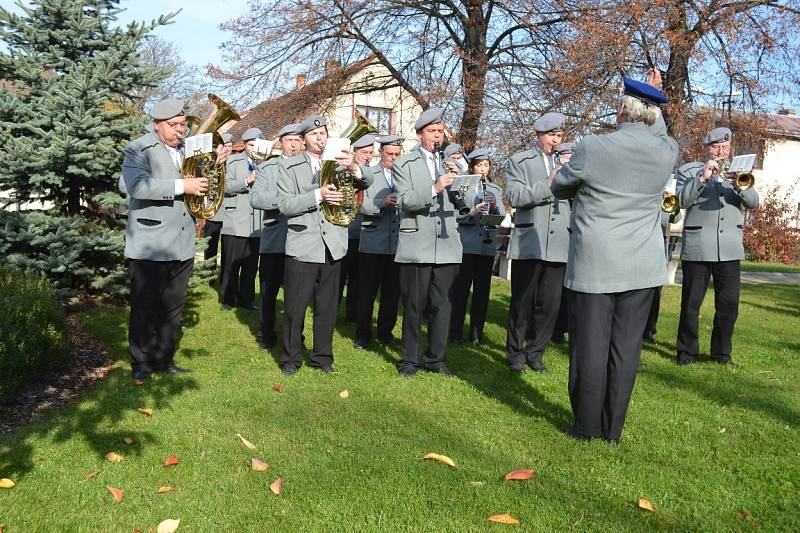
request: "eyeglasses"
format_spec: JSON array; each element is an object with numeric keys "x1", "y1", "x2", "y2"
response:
[{"x1": 164, "y1": 119, "x2": 187, "y2": 129}]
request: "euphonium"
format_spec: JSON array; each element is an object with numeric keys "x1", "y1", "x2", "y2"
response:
[
  {"x1": 661, "y1": 192, "x2": 680, "y2": 214},
  {"x1": 319, "y1": 112, "x2": 377, "y2": 226},
  {"x1": 183, "y1": 94, "x2": 241, "y2": 220}
]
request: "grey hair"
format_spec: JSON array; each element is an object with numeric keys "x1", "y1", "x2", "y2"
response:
[{"x1": 621, "y1": 95, "x2": 660, "y2": 126}]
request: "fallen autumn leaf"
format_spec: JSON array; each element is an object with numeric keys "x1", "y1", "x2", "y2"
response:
[
  {"x1": 339, "y1": 390, "x2": 350, "y2": 399},
  {"x1": 137, "y1": 407, "x2": 154, "y2": 417},
  {"x1": 106, "y1": 485, "x2": 124, "y2": 503},
  {"x1": 163, "y1": 455, "x2": 180, "y2": 467},
  {"x1": 638, "y1": 498, "x2": 655, "y2": 512},
  {"x1": 84, "y1": 470, "x2": 100, "y2": 480},
  {"x1": 251, "y1": 458, "x2": 270, "y2": 471},
  {"x1": 0, "y1": 478, "x2": 15, "y2": 489},
  {"x1": 273, "y1": 383, "x2": 283, "y2": 393},
  {"x1": 270, "y1": 478, "x2": 283, "y2": 495},
  {"x1": 158, "y1": 485, "x2": 174, "y2": 494},
  {"x1": 123, "y1": 437, "x2": 135, "y2": 445},
  {"x1": 236, "y1": 433, "x2": 257, "y2": 450},
  {"x1": 157, "y1": 518, "x2": 180, "y2": 533},
  {"x1": 421, "y1": 453, "x2": 456, "y2": 467},
  {"x1": 504, "y1": 469, "x2": 535, "y2": 481},
  {"x1": 488, "y1": 513, "x2": 521, "y2": 525},
  {"x1": 105, "y1": 452, "x2": 124, "y2": 463}
]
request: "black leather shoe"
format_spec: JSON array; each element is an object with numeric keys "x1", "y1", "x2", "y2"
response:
[
  {"x1": 510, "y1": 365, "x2": 525, "y2": 374},
  {"x1": 220, "y1": 303, "x2": 233, "y2": 310},
  {"x1": 642, "y1": 332, "x2": 656, "y2": 343},
  {"x1": 165, "y1": 364, "x2": 190, "y2": 374},
  {"x1": 398, "y1": 365, "x2": 418, "y2": 377},
  {"x1": 259, "y1": 338, "x2": 276, "y2": 350},
  {"x1": 316, "y1": 365, "x2": 336, "y2": 373},
  {"x1": 551, "y1": 334, "x2": 567, "y2": 346},
  {"x1": 427, "y1": 365, "x2": 453, "y2": 377},
  {"x1": 712, "y1": 356, "x2": 737, "y2": 368},
  {"x1": 561, "y1": 427, "x2": 593, "y2": 442},
  {"x1": 281, "y1": 364, "x2": 298, "y2": 375},
  {"x1": 132, "y1": 369, "x2": 151, "y2": 384},
  {"x1": 378, "y1": 336, "x2": 397, "y2": 347},
  {"x1": 353, "y1": 339, "x2": 369, "y2": 350},
  {"x1": 677, "y1": 354, "x2": 698, "y2": 366},
  {"x1": 527, "y1": 361, "x2": 549, "y2": 373}
]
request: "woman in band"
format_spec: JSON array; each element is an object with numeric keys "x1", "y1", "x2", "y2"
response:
[{"x1": 449, "y1": 149, "x2": 505, "y2": 345}]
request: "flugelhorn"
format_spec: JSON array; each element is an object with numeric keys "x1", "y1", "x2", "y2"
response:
[{"x1": 715, "y1": 157, "x2": 755, "y2": 191}]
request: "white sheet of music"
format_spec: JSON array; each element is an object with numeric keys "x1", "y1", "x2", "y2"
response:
[
  {"x1": 322, "y1": 137, "x2": 351, "y2": 161},
  {"x1": 183, "y1": 133, "x2": 213, "y2": 156},
  {"x1": 253, "y1": 138, "x2": 274, "y2": 156},
  {"x1": 728, "y1": 154, "x2": 756, "y2": 173}
]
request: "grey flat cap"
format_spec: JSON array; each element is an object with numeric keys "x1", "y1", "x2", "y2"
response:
[
  {"x1": 377, "y1": 134, "x2": 404, "y2": 146},
  {"x1": 299, "y1": 114, "x2": 327, "y2": 135},
  {"x1": 221, "y1": 133, "x2": 233, "y2": 144},
  {"x1": 556, "y1": 142, "x2": 576, "y2": 154},
  {"x1": 241, "y1": 127, "x2": 262, "y2": 142},
  {"x1": 534, "y1": 112, "x2": 565, "y2": 132},
  {"x1": 444, "y1": 143, "x2": 464, "y2": 157},
  {"x1": 352, "y1": 133, "x2": 377, "y2": 149},
  {"x1": 703, "y1": 127, "x2": 732, "y2": 145},
  {"x1": 466, "y1": 148, "x2": 490, "y2": 161},
  {"x1": 414, "y1": 107, "x2": 444, "y2": 131},
  {"x1": 276, "y1": 123, "x2": 302, "y2": 138},
  {"x1": 149, "y1": 98, "x2": 185, "y2": 120}
]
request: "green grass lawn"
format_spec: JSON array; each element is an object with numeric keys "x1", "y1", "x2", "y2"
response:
[
  {"x1": 740, "y1": 261, "x2": 800, "y2": 273},
  {"x1": 1, "y1": 281, "x2": 798, "y2": 531}
]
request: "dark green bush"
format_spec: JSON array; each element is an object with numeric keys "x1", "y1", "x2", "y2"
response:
[{"x1": 0, "y1": 267, "x2": 68, "y2": 402}]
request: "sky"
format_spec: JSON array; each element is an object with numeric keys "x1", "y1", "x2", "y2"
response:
[{"x1": 3, "y1": 0, "x2": 251, "y2": 68}]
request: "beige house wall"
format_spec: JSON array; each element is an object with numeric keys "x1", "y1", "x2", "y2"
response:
[{"x1": 753, "y1": 137, "x2": 800, "y2": 222}]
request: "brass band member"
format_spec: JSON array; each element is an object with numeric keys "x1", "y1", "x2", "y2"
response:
[
  {"x1": 675, "y1": 127, "x2": 759, "y2": 366},
  {"x1": 203, "y1": 132, "x2": 233, "y2": 264},
  {"x1": 354, "y1": 135, "x2": 404, "y2": 349},
  {"x1": 552, "y1": 72, "x2": 678, "y2": 443},
  {"x1": 220, "y1": 127, "x2": 264, "y2": 310},
  {"x1": 505, "y1": 112, "x2": 571, "y2": 373},
  {"x1": 277, "y1": 115, "x2": 364, "y2": 374},
  {"x1": 393, "y1": 108, "x2": 463, "y2": 377},
  {"x1": 449, "y1": 148, "x2": 504, "y2": 346},
  {"x1": 250, "y1": 123, "x2": 303, "y2": 349}
]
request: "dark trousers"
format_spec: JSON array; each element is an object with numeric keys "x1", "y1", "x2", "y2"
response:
[
  {"x1": 568, "y1": 287, "x2": 656, "y2": 441},
  {"x1": 203, "y1": 220, "x2": 223, "y2": 260},
  {"x1": 677, "y1": 260, "x2": 741, "y2": 359},
  {"x1": 449, "y1": 254, "x2": 494, "y2": 342},
  {"x1": 506, "y1": 259, "x2": 566, "y2": 367},
  {"x1": 338, "y1": 238, "x2": 360, "y2": 320},
  {"x1": 282, "y1": 252, "x2": 340, "y2": 369},
  {"x1": 644, "y1": 286, "x2": 663, "y2": 336},
  {"x1": 398, "y1": 263, "x2": 458, "y2": 370},
  {"x1": 355, "y1": 253, "x2": 400, "y2": 342},
  {"x1": 553, "y1": 289, "x2": 569, "y2": 338},
  {"x1": 220, "y1": 235, "x2": 259, "y2": 307},
  {"x1": 128, "y1": 259, "x2": 193, "y2": 373},
  {"x1": 259, "y1": 253, "x2": 285, "y2": 345}
]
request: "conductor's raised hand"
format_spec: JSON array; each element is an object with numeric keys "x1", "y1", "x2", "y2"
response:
[{"x1": 645, "y1": 67, "x2": 662, "y2": 89}]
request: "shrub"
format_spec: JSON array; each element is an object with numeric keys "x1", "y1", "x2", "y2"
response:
[
  {"x1": 744, "y1": 180, "x2": 800, "y2": 264},
  {"x1": 0, "y1": 267, "x2": 68, "y2": 402}
]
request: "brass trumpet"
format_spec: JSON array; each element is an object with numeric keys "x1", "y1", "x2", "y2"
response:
[
  {"x1": 661, "y1": 192, "x2": 680, "y2": 214},
  {"x1": 715, "y1": 158, "x2": 755, "y2": 191}
]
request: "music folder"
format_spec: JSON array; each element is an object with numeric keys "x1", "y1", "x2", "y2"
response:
[
  {"x1": 451, "y1": 173, "x2": 481, "y2": 190},
  {"x1": 480, "y1": 214, "x2": 505, "y2": 227}
]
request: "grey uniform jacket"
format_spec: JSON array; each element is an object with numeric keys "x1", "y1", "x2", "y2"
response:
[
  {"x1": 506, "y1": 148, "x2": 571, "y2": 262},
  {"x1": 121, "y1": 132, "x2": 196, "y2": 262},
  {"x1": 249, "y1": 156, "x2": 288, "y2": 254},
  {"x1": 221, "y1": 152, "x2": 262, "y2": 238},
  {"x1": 359, "y1": 164, "x2": 400, "y2": 255},
  {"x1": 552, "y1": 114, "x2": 679, "y2": 293},
  {"x1": 676, "y1": 161, "x2": 759, "y2": 262},
  {"x1": 457, "y1": 181, "x2": 506, "y2": 256},
  {"x1": 392, "y1": 148, "x2": 463, "y2": 264},
  {"x1": 278, "y1": 152, "x2": 368, "y2": 263}
]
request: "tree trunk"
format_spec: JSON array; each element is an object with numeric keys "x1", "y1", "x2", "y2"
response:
[
  {"x1": 457, "y1": 1, "x2": 489, "y2": 153},
  {"x1": 662, "y1": 1, "x2": 694, "y2": 136}
]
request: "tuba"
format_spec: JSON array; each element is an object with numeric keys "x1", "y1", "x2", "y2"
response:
[
  {"x1": 319, "y1": 112, "x2": 377, "y2": 226},
  {"x1": 183, "y1": 94, "x2": 241, "y2": 219}
]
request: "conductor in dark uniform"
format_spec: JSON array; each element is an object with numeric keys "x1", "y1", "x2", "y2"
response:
[
  {"x1": 675, "y1": 127, "x2": 759, "y2": 366},
  {"x1": 393, "y1": 108, "x2": 463, "y2": 376},
  {"x1": 551, "y1": 71, "x2": 678, "y2": 443},
  {"x1": 121, "y1": 98, "x2": 211, "y2": 382}
]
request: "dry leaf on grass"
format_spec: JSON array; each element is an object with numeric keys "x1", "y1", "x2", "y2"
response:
[
  {"x1": 638, "y1": 498, "x2": 655, "y2": 511},
  {"x1": 236, "y1": 433, "x2": 257, "y2": 450},
  {"x1": 105, "y1": 452, "x2": 124, "y2": 463},
  {"x1": 504, "y1": 469, "x2": 534, "y2": 481},
  {"x1": 736, "y1": 509, "x2": 759, "y2": 526},
  {"x1": 163, "y1": 455, "x2": 179, "y2": 467},
  {"x1": 273, "y1": 383, "x2": 283, "y2": 393},
  {"x1": 339, "y1": 390, "x2": 349, "y2": 399},
  {"x1": 106, "y1": 485, "x2": 124, "y2": 503},
  {"x1": 123, "y1": 437, "x2": 135, "y2": 445},
  {"x1": 270, "y1": 478, "x2": 283, "y2": 495},
  {"x1": 488, "y1": 513, "x2": 520, "y2": 525},
  {"x1": 158, "y1": 486, "x2": 174, "y2": 494},
  {"x1": 0, "y1": 478, "x2": 15, "y2": 489},
  {"x1": 137, "y1": 407, "x2": 154, "y2": 417},
  {"x1": 421, "y1": 453, "x2": 456, "y2": 467},
  {"x1": 84, "y1": 470, "x2": 100, "y2": 480},
  {"x1": 251, "y1": 458, "x2": 270, "y2": 471},
  {"x1": 470, "y1": 481, "x2": 485, "y2": 487},
  {"x1": 157, "y1": 519, "x2": 180, "y2": 533},
  {"x1": 719, "y1": 427, "x2": 727, "y2": 433}
]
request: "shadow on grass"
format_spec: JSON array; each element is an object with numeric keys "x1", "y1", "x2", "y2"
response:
[{"x1": 0, "y1": 298, "x2": 203, "y2": 480}]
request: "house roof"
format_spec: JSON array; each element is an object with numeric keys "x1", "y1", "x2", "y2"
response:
[
  {"x1": 766, "y1": 111, "x2": 800, "y2": 139},
  {"x1": 226, "y1": 56, "x2": 378, "y2": 141}
]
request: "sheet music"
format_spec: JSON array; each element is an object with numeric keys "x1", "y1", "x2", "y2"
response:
[
  {"x1": 728, "y1": 154, "x2": 756, "y2": 173},
  {"x1": 451, "y1": 173, "x2": 481, "y2": 190},
  {"x1": 321, "y1": 137, "x2": 351, "y2": 161},
  {"x1": 253, "y1": 138, "x2": 274, "y2": 156},
  {"x1": 183, "y1": 133, "x2": 213, "y2": 156}
]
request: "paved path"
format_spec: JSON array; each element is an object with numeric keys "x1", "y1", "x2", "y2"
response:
[{"x1": 674, "y1": 270, "x2": 800, "y2": 285}]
